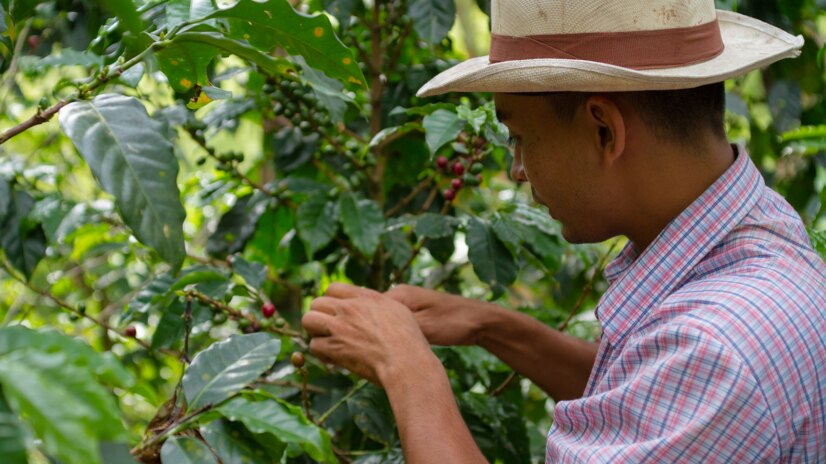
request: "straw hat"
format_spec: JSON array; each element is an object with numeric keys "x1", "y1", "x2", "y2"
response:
[{"x1": 417, "y1": 0, "x2": 803, "y2": 97}]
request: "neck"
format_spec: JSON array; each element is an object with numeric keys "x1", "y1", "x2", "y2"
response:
[{"x1": 621, "y1": 139, "x2": 735, "y2": 250}]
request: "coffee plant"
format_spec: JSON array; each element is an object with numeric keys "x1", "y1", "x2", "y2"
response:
[{"x1": 0, "y1": 0, "x2": 824, "y2": 463}]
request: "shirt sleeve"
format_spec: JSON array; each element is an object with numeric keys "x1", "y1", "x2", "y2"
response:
[{"x1": 546, "y1": 324, "x2": 780, "y2": 463}]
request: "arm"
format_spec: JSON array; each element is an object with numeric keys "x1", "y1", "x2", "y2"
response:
[
  {"x1": 302, "y1": 283, "x2": 488, "y2": 464},
  {"x1": 386, "y1": 285, "x2": 598, "y2": 401}
]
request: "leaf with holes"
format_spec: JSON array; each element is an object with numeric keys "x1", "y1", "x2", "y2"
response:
[
  {"x1": 182, "y1": 333, "x2": 281, "y2": 410},
  {"x1": 58, "y1": 94, "x2": 186, "y2": 270},
  {"x1": 205, "y1": 0, "x2": 365, "y2": 87}
]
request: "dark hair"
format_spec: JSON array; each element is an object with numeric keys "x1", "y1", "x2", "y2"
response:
[{"x1": 542, "y1": 82, "x2": 727, "y2": 146}]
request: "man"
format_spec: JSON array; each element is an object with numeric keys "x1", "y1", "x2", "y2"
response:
[{"x1": 303, "y1": 1, "x2": 826, "y2": 462}]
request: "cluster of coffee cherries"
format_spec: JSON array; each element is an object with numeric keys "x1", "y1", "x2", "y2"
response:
[
  {"x1": 266, "y1": 78, "x2": 330, "y2": 134},
  {"x1": 435, "y1": 154, "x2": 484, "y2": 202}
]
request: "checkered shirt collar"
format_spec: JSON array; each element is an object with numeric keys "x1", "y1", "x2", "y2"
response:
[{"x1": 596, "y1": 145, "x2": 764, "y2": 344}]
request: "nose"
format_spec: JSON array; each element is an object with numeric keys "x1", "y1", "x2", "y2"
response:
[{"x1": 509, "y1": 144, "x2": 528, "y2": 183}]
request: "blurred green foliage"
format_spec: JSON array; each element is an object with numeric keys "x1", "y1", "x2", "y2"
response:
[{"x1": 0, "y1": 0, "x2": 823, "y2": 463}]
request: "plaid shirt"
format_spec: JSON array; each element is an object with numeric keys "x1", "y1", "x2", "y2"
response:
[{"x1": 547, "y1": 147, "x2": 826, "y2": 463}]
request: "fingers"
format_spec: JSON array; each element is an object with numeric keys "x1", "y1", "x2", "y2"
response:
[
  {"x1": 310, "y1": 296, "x2": 342, "y2": 315},
  {"x1": 325, "y1": 282, "x2": 379, "y2": 299},
  {"x1": 302, "y1": 311, "x2": 335, "y2": 337}
]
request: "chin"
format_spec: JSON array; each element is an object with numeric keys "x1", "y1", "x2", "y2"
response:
[{"x1": 560, "y1": 224, "x2": 608, "y2": 245}]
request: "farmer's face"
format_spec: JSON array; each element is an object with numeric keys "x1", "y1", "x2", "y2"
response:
[{"x1": 494, "y1": 93, "x2": 612, "y2": 243}]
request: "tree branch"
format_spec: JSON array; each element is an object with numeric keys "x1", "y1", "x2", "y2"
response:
[{"x1": 0, "y1": 41, "x2": 167, "y2": 146}]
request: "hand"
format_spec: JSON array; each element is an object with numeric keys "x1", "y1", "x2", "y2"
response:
[
  {"x1": 384, "y1": 284, "x2": 497, "y2": 347},
  {"x1": 302, "y1": 283, "x2": 434, "y2": 386}
]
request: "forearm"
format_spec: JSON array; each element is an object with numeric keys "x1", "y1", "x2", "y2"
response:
[
  {"x1": 475, "y1": 303, "x2": 598, "y2": 401},
  {"x1": 380, "y1": 352, "x2": 487, "y2": 464}
]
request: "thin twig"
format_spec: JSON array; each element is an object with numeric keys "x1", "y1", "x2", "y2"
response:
[
  {"x1": 0, "y1": 257, "x2": 178, "y2": 356},
  {"x1": 300, "y1": 367, "x2": 313, "y2": 421},
  {"x1": 556, "y1": 239, "x2": 620, "y2": 332},
  {"x1": 186, "y1": 289, "x2": 305, "y2": 339},
  {"x1": 0, "y1": 41, "x2": 167, "y2": 145},
  {"x1": 491, "y1": 239, "x2": 621, "y2": 396},
  {"x1": 182, "y1": 296, "x2": 193, "y2": 363},
  {"x1": 384, "y1": 177, "x2": 433, "y2": 217},
  {"x1": 317, "y1": 379, "x2": 368, "y2": 426}
]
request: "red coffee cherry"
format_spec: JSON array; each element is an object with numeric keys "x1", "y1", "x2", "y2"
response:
[
  {"x1": 452, "y1": 162, "x2": 465, "y2": 176},
  {"x1": 451, "y1": 178, "x2": 463, "y2": 190},
  {"x1": 443, "y1": 189, "x2": 456, "y2": 201},
  {"x1": 436, "y1": 156, "x2": 448, "y2": 169},
  {"x1": 125, "y1": 326, "x2": 137, "y2": 338},
  {"x1": 261, "y1": 302, "x2": 276, "y2": 318}
]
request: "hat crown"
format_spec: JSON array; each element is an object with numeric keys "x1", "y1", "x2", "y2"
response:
[{"x1": 491, "y1": 0, "x2": 718, "y2": 36}]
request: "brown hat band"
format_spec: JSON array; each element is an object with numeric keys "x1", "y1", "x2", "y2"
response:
[{"x1": 489, "y1": 20, "x2": 724, "y2": 70}]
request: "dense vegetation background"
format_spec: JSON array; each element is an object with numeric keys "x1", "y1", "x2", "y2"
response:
[{"x1": 0, "y1": 0, "x2": 824, "y2": 462}]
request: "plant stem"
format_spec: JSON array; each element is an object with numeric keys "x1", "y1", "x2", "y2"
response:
[
  {"x1": 491, "y1": 239, "x2": 621, "y2": 396},
  {"x1": 317, "y1": 379, "x2": 368, "y2": 426},
  {"x1": 0, "y1": 257, "x2": 178, "y2": 356},
  {"x1": 186, "y1": 289, "x2": 305, "y2": 339},
  {"x1": 556, "y1": 239, "x2": 620, "y2": 332},
  {"x1": 0, "y1": 40, "x2": 167, "y2": 146},
  {"x1": 300, "y1": 367, "x2": 313, "y2": 421}
]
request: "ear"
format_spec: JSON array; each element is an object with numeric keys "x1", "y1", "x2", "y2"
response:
[{"x1": 583, "y1": 96, "x2": 626, "y2": 166}]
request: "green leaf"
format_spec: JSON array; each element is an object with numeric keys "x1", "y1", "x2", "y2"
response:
[
  {"x1": 166, "y1": 0, "x2": 216, "y2": 28},
  {"x1": 466, "y1": 217, "x2": 517, "y2": 290},
  {"x1": 809, "y1": 228, "x2": 826, "y2": 261},
  {"x1": 217, "y1": 396, "x2": 335, "y2": 462},
  {"x1": 0, "y1": 326, "x2": 132, "y2": 388},
  {"x1": 415, "y1": 213, "x2": 456, "y2": 239},
  {"x1": 182, "y1": 333, "x2": 281, "y2": 410},
  {"x1": 169, "y1": 269, "x2": 229, "y2": 292},
  {"x1": 781, "y1": 125, "x2": 826, "y2": 142},
  {"x1": 151, "y1": 299, "x2": 186, "y2": 350},
  {"x1": 160, "y1": 30, "x2": 294, "y2": 94},
  {"x1": 339, "y1": 193, "x2": 384, "y2": 257},
  {"x1": 459, "y1": 392, "x2": 530, "y2": 463},
  {"x1": 156, "y1": 37, "x2": 217, "y2": 93},
  {"x1": 99, "y1": 0, "x2": 143, "y2": 35},
  {"x1": 322, "y1": 0, "x2": 362, "y2": 29},
  {"x1": 296, "y1": 56, "x2": 352, "y2": 122},
  {"x1": 0, "y1": 177, "x2": 10, "y2": 219},
  {"x1": 409, "y1": 0, "x2": 456, "y2": 44},
  {"x1": 272, "y1": 127, "x2": 319, "y2": 172},
  {"x1": 58, "y1": 94, "x2": 186, "y2": 270},
  {"x1": 423, "y1": 109, "x2": 463, "y2": 156},
  {"x1": 207, "y1": 192, "x2": 270, "y2": 258},
  {"x1": 457, "y1": 105, "x2": 487, "y2": 134},
  {"x1": 27, "y1": 49, "x2": 104, "y2": 71},
  {"x1": 0, "y1": 351, "x2": 127, "y2": 464},
  {"x1": 231, "y1": 256, "x2": 267, "y2": 289},
  {"x1": 0, "y1": 390, "x2": 27, "y2": 464},
  {"x1": 201, "y1": 419, "x2": 278, "y2": 464},
  {"x1": 160, "y1": 436, "x2": 218, "y2": 464},
  {"x1": 382, "y1": 229, "x2": 413, "y2": 268},
  {"x1": 368, "y1": 123, "x2": 422, "y2": 150},
  {"x1": 0, "y1": 188, "x2": 46, "y2": 279},
  {"x1": 297, "y1": 192, "x2": 339, "y2": 255},
  {"x1": 346, "y1": 385, "x2": 396, "y2": 446},
  {"x1": 205, "y1": 0, "x2": 365, "y2": 87}
]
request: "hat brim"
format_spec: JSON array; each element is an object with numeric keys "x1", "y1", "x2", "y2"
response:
[{"x1": 417, "y1": 11, "x2": 803, "y2": 97}]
